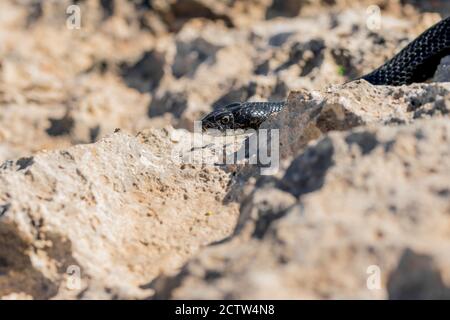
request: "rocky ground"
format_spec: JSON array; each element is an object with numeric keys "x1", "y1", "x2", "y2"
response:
[{"x1": 0, "y1": 0, "x2": 449, "y2": 299}]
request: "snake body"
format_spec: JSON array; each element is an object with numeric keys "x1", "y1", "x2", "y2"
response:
[{"x1": 201, "y1": 16, "x2": 450, "y2": 131}]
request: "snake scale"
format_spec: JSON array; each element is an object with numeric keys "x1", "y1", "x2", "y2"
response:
[{"x1": 201, "y1": 16, "x2": 450, "y2": 131}]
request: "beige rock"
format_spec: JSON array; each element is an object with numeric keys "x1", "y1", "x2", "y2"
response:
[
  {"x1": 153, "y1": 118, "x2": 450, "y2": 299},
  {"x1": 0, "y1": 0, "x2": 440, "y2": 162},
  {"x1": 434, "y1": 56, "x2": 450, "y2": 83},
  {"x1": 1, "y1": 0, "x2": 449, "y2": 301},
  {"x1": 0, "y1": 0, "x2": 157, "y2": 163},
  {"x1": 0, "y1": 128, "x2": 240, "y2": 299},
  {"x1": 262, "y1": 81, "x2": 450, "y2": 158}
]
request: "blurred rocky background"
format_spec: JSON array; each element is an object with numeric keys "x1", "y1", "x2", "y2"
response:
[{"x1": 0, "y1": 0, "x2": 449, "y2": 299}]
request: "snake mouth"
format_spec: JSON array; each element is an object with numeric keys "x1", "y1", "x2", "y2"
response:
[
  {"x1": 201, "y1": 110, "x2": 237, "y2": 132},
  {"x1": 201, "y1": 119, "x2": 224, "y2": 132},
  {"x1": 201, "y1": 121, "x2": 215, "y2": 131}
]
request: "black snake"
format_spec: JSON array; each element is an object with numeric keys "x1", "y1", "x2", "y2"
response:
[{"x1": 201, "y1": 16, "x2": 450, "y2": 131}]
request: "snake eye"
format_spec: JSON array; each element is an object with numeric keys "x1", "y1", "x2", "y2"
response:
[{"x1": 221, "y1": 115, "x2": 230, "y2": 124}]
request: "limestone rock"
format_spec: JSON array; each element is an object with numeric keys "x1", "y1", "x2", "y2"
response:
[
  {"x1": 0, "y1": 128, "x2": 240, "y2": 299},
  {"x1": 434, "y1": 56, "x2": 450, "y2": 83},
  {"x1": 153, "y1": 118, "x2": 450, "y2": 299},
  {"x1": 1, "y1": 0, "x2": 450, "y2": 301},
  {"x1": 262, "y1": 81, "x2": 450, "y2": 158}
]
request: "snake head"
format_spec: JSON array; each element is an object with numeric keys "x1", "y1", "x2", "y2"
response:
[
  {"x1": 201, "y1": 102, "x2": 270, "y2": 131},
  {"x1": 201, "y1": 103, "x2": 241, "y2": 131}
]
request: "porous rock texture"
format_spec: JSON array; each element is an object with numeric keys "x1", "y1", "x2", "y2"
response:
[
  {"x1": 0, "y1": 0, "x2": 449, "y2": 300},
  {"x1": 0, "y1": 128, "x2": 241, "y2": 299},
  {"x1": 264, "y1": 81, "x2": 450, "y2": 158},
  {"x1": 434, "y1": 56, "x2": 450, "y2": 83},
  {"x1": 153, "y1": 117, "x2": 450, "y2": 300},
  {"x1": 1, "y1": 0, "x2": 445, "y2": 163}
]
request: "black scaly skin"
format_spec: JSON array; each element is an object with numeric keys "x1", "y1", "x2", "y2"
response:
[
  {"x1": 361, "y1": 16, "x2": 450, "y2": 85},
  {"x1": 201, "y1": 101, "x2": 285, "y2": 131},
  {"x1": 201, "y1": 17, "x2": 450, "y2": 131}
]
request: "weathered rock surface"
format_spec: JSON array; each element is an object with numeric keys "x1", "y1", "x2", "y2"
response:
[
  {"x1": 1, "y1": 0, "x2": 445, "y2": 164},
  {"x1": 153, "y1": 118, "x2": 450, "y2": 299},
  {"x1": 434, "y1": 56, "x2": 450, "y2": 83},
  {"x1": 0, "y1": 128, "x2": 240, "y2": 299},
  {"x1": 264, "y1": 81, "x2": 450, "y2": 158},
  {"x1": 1, "y1": 0, "x2": 450, "y2": 300},
  {"x1": 149, "y1": 11, "x2": 439, "y2": 130}
]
